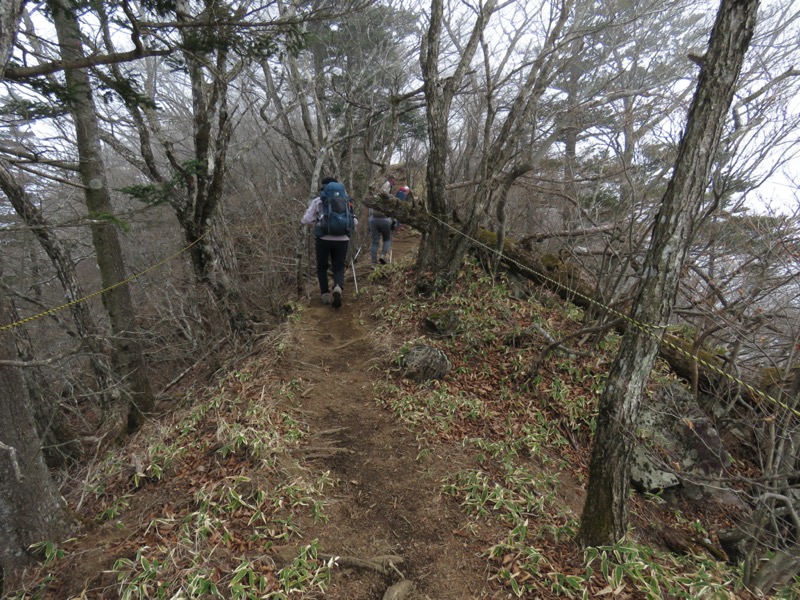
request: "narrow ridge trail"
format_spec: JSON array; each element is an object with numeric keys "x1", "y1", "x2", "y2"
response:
[{"x1": 275, "y1": 232, "x2": 497, "y2": 599}]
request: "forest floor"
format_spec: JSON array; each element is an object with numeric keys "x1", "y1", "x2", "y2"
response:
[{"x1": 11, "y1": 227, "x2": 754, "y2": 599}]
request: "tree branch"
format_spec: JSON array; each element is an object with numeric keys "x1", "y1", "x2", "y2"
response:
[{"x1": 4, "y1": 47, "x2": 171, "y2": 80}]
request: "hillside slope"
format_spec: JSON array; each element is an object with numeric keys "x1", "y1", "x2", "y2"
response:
[{"x1": 12, "y1": 228, "x2": 755, "y2": 599}]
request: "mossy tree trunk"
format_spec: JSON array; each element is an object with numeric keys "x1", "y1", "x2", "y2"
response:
[{"x1": 414, "y1": 0, "x2": 496, "y2": 292}]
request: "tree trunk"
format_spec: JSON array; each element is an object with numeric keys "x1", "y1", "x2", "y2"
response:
[
  {"x1": 415, "y1": 0, "x2": 452, "y2": 286},
  {"x1": 577, "y1": 0, "x2": 759, "y2": 547},
  {"x1": 749, "y1": 546, "x2": 800, "y2": 596},
  {"x1": 0, "y1": 0, "x2": 24, "y2": 75},
  {"x1": 49, "y1": 0, "x2": 154, "y2": 432},
  {"x1": 0, "y1": 285, "x2": 70, "y2": 594},
  {"x1": 415, "y1": 0, "x2": 496, "y2": 292},
  {"x1": 0, "y1": 158, "x2": 116, "y2": 425}
]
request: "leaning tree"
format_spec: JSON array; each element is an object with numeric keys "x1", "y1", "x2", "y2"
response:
[{"x1": 577, "y1": 0, "x2": 760, "y2": 547}]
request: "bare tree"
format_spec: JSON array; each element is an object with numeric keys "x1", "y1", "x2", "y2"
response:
[
  {"x1": 415, "y1": 0, "x2": 671, "y2": 290},
  {"x1": 416, "y1": 0, "x2": 497, "y2": 291},
  {"x1": 251, "y1": 2, "x2": 418, "y2": 194},
  {"x1": 91, "y1": 0, "x2": 375, "y2": 316}
]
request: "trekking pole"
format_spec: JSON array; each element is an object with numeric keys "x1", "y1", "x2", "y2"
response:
[
  {"x1": 351, "y1": 245, "x2": 363, "y2": 297},
  {"x1": 297, "y1": 224, "x2": 308, "y2": 299}
]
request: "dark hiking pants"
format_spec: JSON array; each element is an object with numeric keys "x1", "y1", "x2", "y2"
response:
[{"x1": 315, "y1": 238, "x2": 349, "y2": 293}]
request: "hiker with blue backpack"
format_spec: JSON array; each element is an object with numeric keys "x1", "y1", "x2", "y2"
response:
[{"x1": 301, "y1": 177, "x2": 358, "y2": 308}]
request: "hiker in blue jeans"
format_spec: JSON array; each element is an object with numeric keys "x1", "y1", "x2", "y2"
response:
[{"x1": 369, "y1": 206, "x2": 393, "y2": 266}]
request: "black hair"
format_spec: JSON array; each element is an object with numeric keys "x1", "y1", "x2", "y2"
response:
[{"x1": 320, "y1": 176, "x2": 338, "y2": 187}]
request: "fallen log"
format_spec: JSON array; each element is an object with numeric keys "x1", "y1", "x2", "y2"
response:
[
  {"x1": 360, "y1": 194, "x2": 597, "y2": 305},
  {"x1": 474, "y1": 229, "x2": 597, "y2": 309},
  {"x1": 360, "y1": 191, "x2": 429, "y2": 233}
]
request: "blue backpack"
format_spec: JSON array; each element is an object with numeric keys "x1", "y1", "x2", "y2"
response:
[{"x1": 315, "y1": 181, "x2": 354, "y2": 238}]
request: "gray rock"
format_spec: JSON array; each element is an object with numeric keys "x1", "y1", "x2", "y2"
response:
[
  {"x1": 630, "y1": 445, "x2": 680, "y2": 493},
  {"x1": 401, "y1": 345, "x2": 451, "y2": 382},
  {"x1": 633, "y1": 382, "x2": 731, "y2": 500},
  {"x1": 422, "y1": 310, "x2": 460, "y2": 338}
]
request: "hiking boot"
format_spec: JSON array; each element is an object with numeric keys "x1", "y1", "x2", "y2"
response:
[
  {"x1": 332, "y1": 285, "x2": 342, "y2": 308},
  {"x1": 378, "y1": 257, "x2": 386, "y2": 265},
  {"x1": 321, "y1": 293, "x2": 331, "y2": 305}
]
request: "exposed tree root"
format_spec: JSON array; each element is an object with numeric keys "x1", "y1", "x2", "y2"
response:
[
  {"x1": 329, "y1": 336, "x2": 368, "y2": 351},
  {"x1": 315, "y1": 427, "x2": 348, "y2": 436},
  {"x1": 319, "y1": 553, "x2": 405, "y2": 577},
  {"x1": 294, "y1": 426, "x2": 353, "y2": 459}
]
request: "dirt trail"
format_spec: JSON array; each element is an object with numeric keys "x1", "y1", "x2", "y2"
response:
[{"x1": 276, "y1": 232, "x2": 496, "y2": 599}]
